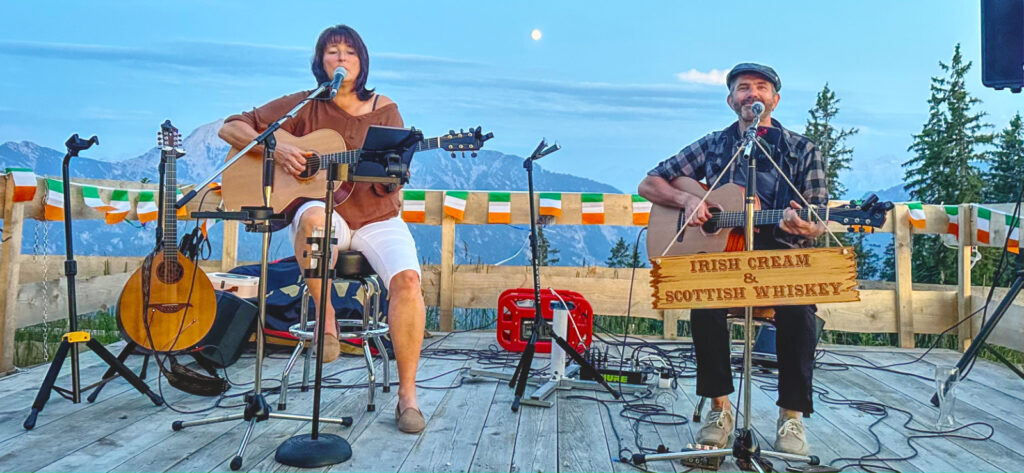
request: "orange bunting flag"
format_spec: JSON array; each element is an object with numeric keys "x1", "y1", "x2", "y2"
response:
[{"x1": 581, "y1": 193, "x2": 605, "y2": 225}]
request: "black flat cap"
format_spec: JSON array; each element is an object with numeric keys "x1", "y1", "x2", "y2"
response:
[{"x1": 726, "y1": 63, "x2": 781, "y2": 91}]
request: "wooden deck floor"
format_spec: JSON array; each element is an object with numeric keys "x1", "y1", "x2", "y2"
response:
[{"x1": 1, "y1": 331, "x2": 1023, "y2": 472}]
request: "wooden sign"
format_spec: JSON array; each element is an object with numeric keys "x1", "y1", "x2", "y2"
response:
[{"x1": 650, "y1": 247, "x2": 859, "y2": 310}]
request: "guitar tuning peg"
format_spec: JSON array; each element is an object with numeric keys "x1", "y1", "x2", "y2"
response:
[
  {"x1": 450, "y1": 152, "x2": 457, "y2": 158},
  {"x1": 448, "y1": 129, "x2": 455, "y2": 135},
  {"x1": 461, "y1": 151, "x2": 466, "y2": 158},
  {"x1": 471, "y1": 151, "x2": 477, "y2": 158}
]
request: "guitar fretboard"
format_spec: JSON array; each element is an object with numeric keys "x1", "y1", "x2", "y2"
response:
[{"x1": 310, "y1": 137, "x2": 443, "y2": 168}]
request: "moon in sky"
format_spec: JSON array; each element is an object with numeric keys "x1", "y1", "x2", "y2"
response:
[{"x1": 531, "y1": 29, "x2": 542, "y2": 41}]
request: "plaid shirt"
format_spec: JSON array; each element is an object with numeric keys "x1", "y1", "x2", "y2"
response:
[{"x1": 648, "y1": 119, "x2": 828, "y2": 248}]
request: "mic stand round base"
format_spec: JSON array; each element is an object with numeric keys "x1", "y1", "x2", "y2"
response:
[{"x1": 275, "y1": 433, "x2": 352, "y2": 468}]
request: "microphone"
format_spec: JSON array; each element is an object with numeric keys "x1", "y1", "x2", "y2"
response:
[
  {"x1": 750, "y1": 101, "x2": 765, "y2": 117},
  {"x1": 328, "y1": 67, "x2": 347, "y2": 99}
]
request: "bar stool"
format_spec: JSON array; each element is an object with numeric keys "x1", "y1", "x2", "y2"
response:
[{"x1": 278, "y1": 251, "x2": 391, "y2": 412}]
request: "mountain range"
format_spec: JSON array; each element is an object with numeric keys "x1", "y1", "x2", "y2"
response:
[{"x1": 2, "y1": 121, "x2": 644, "y2": 268}]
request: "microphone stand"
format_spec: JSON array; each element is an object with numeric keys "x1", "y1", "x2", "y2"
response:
[
  {"x1": 508, "y1": 140, "x2": 623, "y2": 410},
  {"x1": 24, "y1": 135, "x2": 163, "y2": 430},
  {"x1": 172, "y1": 83, "x2": 353, "y2": 471}
]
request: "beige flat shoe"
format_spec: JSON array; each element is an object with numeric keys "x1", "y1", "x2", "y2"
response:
[
  {"x1": 321, "y1": 334, "x2": 341, "y2": 363},
  {"x1": 395, "y1": 405, "x2": 426, "y2": 433}
]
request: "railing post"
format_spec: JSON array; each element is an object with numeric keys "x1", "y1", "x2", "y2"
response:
[
  {"x1": 439, "y1": 215, "x2": 455, "y2": 332},
  {"x1": 0, "y1": 175, "x2": 26, "y2": 372},
  {"x1": 220, "y1": 220, "x2": 238, "y2": 272},
  {"x1": 958, "y1": 203, "x2": 974, "y2": 352},
  {"x1": 893, "y1": 204, "x2": 915, "y2": 348}
]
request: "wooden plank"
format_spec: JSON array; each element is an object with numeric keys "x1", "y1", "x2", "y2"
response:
[
  {"x1": 511, "y1": 375, "x2": 559, "y2": 473},
  {"x1": 651, "y1": 248, "x2": 859, "y2": 310},
  {"x1": 893, "y1": 203, "x2": 915, "y2": 348},
  {"x1": 440, "y1": 216, "x2": 455, "y2": 332},
  {"x1": 857, "y1": 352, "x2": 1024, "y2": 458},
  {"x1": 33, "y1": 355, "x2": 258, "y2": 473},
  {"x1": 398, "y1": 348, "x2": 499, "y2": 471},
  {"x1": 338, "y1": 334, "x2": 486, "y2": 472},
  {"x1": 0, "y1": 175, "x2": 25, "y2": 372},
  {"x1": 105, "y1": 354, "x2": 352, "y2": 473},
  {"x1": 661, "y1": 310, "x2": 680, "y2": 340},
  {"x1": 558, "y1": 388, "x2": 615, "y2": 473},
  {"x1": 959, "y1": 204, "x2": 974, "y2": 352},
  {"x1": 467, "y1": 379, "x2": 520, "y2": 472},
  {"x1": 17, "y1": 255, "x2": 222, "y2": 284},
  {"x1": 818, "y1": 350, "x2": 1014, "y2": 471},
  {"x1": 222, "y1": 220, "x2": 239, "y2": 272}
]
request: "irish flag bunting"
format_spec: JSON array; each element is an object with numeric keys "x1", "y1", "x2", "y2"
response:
[
  {"x1": 443, "y1": 191, "x2": 468, "y2": 220},
  {"x1": 488, "y1": 192, "x2": 511, "y2": 224},
  {"x1": 944, "y1": 205, "x2": 959, "y2": 237},
  {"x1": 106, "y1": 190, "x2": 131, "y2": 224},
  {"x1": 44, "y1": 179, "x2": 64, "y2": 221},
  {"x1": 401, "y1": 190, "x2": 426, "y2": 223},
  {"x1": 5, "y1": 167, "x2": 37, "y2": 202},
  {"x1": 977, "y1": 207, "x2": 991, "y2": 244},
  {"x1": 176, "y1": 188, "x2": 188, "y2": 219},
  {"x1": 136, "y1": 191, "x2": 159, "y2": 224},
  {"x1": 906, "y1": 202, "x2": 926, "y2": 229},
  {"x1": 539, "y1": 192, "x2": 562, "y2": 218},
  {"x1": 82, "y1": 186, "x2": 116, "y2": 213},
  {"x1": 581, "y1": 193, "x2": 605, "y2": 225},
  {"x1": 1006, "y1": 213, "x2": 1021, "y2": 254},
  {"x1": 632, "y1": 194, "x2": 652, "y2": 226}
]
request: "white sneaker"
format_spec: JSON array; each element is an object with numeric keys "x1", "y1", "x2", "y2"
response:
[
  {"x1": 773, "y1": 415, "x2": 810, "y2": 455},
  {"x1": 696, "y1": 408, "x2": 735, "y2": 448}
]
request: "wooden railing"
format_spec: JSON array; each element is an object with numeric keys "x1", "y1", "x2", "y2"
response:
[{"x1": 1, "y1": 175, "x2": 1022, "y2": 373}]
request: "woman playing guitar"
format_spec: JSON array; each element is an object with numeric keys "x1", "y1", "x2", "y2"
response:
[{"x1": 218, "y1": 25, "x2": 426, "y2": 434}]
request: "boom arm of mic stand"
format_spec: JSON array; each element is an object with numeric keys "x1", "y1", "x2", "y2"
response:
[{"x1": 177, "y1": 83, "x2": 329, "y2": 209}]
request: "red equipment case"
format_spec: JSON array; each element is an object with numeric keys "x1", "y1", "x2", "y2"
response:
[{"x1": 496, "y1": 288, "x2": 593, "y2": 353}]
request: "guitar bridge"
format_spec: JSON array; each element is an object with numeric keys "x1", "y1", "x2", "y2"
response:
[{"x1": 149, "y1": 303, "x2": 191, "y2": 313}]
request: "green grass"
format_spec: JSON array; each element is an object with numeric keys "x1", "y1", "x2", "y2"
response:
[{"x1": 14, "y1": 309, "x2": 123, "y2": 367}]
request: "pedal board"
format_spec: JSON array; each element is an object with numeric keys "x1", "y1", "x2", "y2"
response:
[{"x1": 679, "y1": 444, "x2": 725, "y2": 470}]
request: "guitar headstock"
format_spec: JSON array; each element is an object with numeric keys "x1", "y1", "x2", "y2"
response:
[
  {"x1": 442, "y1": 126, "x2": 494, "y2": 158},
  {"x1": 157, "y1": 119, "x2": 185, "y2": 159},
  {"x1": 831, "y1": 194, "x2": 894, "y2": 229}
]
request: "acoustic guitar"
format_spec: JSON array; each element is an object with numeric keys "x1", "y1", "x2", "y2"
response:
[
  {"x1": 220, "y1": 126, "x2": 493, "y2": 212},
  {"x1": 646, "y1": 176, "x2": 891, "y2": 258},
  {"x1": 117, "y1": 121, "x2": 217, "y2": 353}
]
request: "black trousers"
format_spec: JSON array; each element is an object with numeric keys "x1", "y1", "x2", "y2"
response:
[{"x1": 691, "y1": 303, "x2": 817, "y2": 414}]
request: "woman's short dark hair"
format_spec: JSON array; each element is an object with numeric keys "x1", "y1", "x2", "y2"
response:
[{"x1": 311, "y1": 25, "x2": 374, "y2": 101}]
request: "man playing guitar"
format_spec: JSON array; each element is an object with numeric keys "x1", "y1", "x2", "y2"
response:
[
  {"x1": 218, "y1": 24, "x2": 427, "y2": 434},
  {"x1": 638, "y1": 63, "x2": 827, "y2": 455}
]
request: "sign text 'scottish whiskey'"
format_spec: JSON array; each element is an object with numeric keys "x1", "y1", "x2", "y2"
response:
[{"x1": 650, "y1": 247, "x2": 860, "y2": 309}]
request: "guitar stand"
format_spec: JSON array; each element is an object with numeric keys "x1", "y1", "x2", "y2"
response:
[{"x1": 24, "y1": 134, "x2": 163, "y2": 430}]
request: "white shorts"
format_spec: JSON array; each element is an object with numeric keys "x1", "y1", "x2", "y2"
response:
[{"x1": 288, "y1": 200, "x2": 421, "y2": 290}]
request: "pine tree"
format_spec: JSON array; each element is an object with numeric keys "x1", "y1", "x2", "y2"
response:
[
  {"x1": 606, "y1": 237, "x2": 641, "y2": 268},
  {"x1": 804, "y1": 83, "x2": 858, "y2": 199},
  {"x1": 534, "y1": 227, "x2": 559, "y2": 266},
  {"x1": 902, "y1": 44, "x2": 993, "y2": 285},
  {"x1": 984, "y1": 113, "x2": 1024, "y2": 203},
  {"x1": 903, "y1": 43, "x2": 992, "y2": 204}
]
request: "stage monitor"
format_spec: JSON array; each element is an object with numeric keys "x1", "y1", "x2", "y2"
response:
[{"x1": 981, "y1": 0, "x2": 1024, "y2": 92}]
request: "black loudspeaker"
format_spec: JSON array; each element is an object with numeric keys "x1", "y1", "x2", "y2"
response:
[
  {"x1": 981, "y1": 0, "x2": 1024, "y2": 92},
  {"x1": 195, "y1": 291, "x2": 259, "y2": 368}
]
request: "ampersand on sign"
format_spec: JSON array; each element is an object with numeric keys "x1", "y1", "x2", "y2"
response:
[{"x1": 744, "y1": 273, "x2": 758, "y2": 284}]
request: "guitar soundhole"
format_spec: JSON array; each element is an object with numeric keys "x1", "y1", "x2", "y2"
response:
[
  {"x1": 299, "y1": 153, "x2": 321, "y2": 179},
  {"x1": 702, "y1": 207, "x2": 722, "y2": 234},
  {"x1": 156, "y1": 260, "x2": 184, "y2": 284}
]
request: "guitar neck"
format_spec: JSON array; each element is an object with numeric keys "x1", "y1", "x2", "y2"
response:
[
  {"x1": 712, "y1": 208, "x2": 825, "y2": 228},
  {"x1": 317, "y1": 137, "x2": 442, "y2": 166},
  {"x1": 161, "y1": 149, "x2": 179, "y2": 258}
]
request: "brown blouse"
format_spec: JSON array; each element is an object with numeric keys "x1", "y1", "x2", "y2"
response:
[{"x1": 225, "y1": 90, "x2": 405, "y2": 230}]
